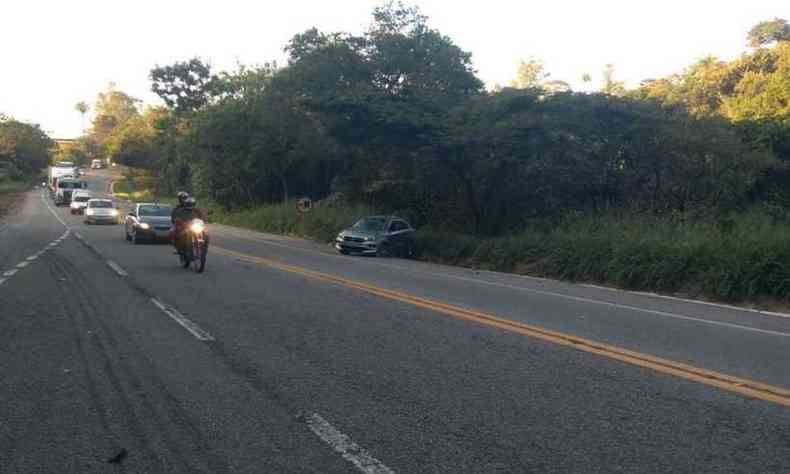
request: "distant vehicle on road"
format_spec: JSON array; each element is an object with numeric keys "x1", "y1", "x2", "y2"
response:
[
  {"x1": 69, "y1": 191, "x2": 93, "y2": 214},
  {"x1": 91, "y1": 159, "x2": 104, "y2": 169},
  {"x1": 125, "y1": 203, "x2": 174, "y2": 244},
  {"x1": 335, "y1": 215, "x2": 415, "y2": 257},
  {"x1": 54, "y1": 178, "x2": 86, "y2": 206},
  {"x1": 84, "y1": 199, "x2": 120, "y2": 225},
  {"x1": 48, "y1": 162, "x2": 76, "y2": 194}
]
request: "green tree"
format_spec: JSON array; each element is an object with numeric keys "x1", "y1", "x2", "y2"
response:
[
  {"x1": 748, "y1": 18, "x2": 790, "y2": 48},
  {"x1": 75, "y1": 101, "x2": 89, "y2": 135},
  {"x1": 0, "y1": 115, "x2": 54, "y2": 178},
  {"x1": 510, "y1": 58, "x2": 548, "y2": 89},
  {"x1": 602, "y1": 64, "x2": 626, "y2": 96},
  {"x1": 150, "y1": 58, "x2": 216, "y2": 113}
]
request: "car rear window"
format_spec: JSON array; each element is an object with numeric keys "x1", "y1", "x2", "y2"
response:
[
  {"x1": 75, "y1": 196, "x2": 91, "y2": 202},
  {"x1": 352, "y1": 217, "x2": 388, "y2": 232},
  {"x1": 138, "y1": 205, "x2": 172, "y2": 217},
  {"x1": 89, "y1": 201, "x2": 113, "y2": 208}
]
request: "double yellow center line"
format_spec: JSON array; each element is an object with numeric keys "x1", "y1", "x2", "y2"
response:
[{"x1": 214, "y1": 246, "x2": 790, "y2": 408}]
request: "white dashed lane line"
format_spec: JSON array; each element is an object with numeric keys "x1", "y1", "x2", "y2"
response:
[
  {"x1": 150, "y1": 298, "x2": 214, "y2": 341},
  {"x1": 106, "y1": 260, "x2": 128, "y2": 277},
  {"x1": 303, "y1": 413, "x2": 394, "y2": 474},
  {"x1": 2, "y1": 192, "x2": 72, "y2": 289}
]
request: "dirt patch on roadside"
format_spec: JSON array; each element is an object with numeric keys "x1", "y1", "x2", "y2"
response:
[{"x1": 0, "y1": 192, "x2": 24, "y2": 221}]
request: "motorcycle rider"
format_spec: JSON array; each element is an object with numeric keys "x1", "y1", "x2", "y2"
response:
[{"x1": 171, "y1": 193, "x2": 207, "y2": 254}]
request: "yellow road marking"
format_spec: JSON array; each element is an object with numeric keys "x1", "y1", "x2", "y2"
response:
[{"x1": 214, "y1": 246, "x2": 790, "y2": 408}]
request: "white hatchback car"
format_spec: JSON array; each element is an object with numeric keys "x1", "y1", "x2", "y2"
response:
[
  {"x1": 70, "y1": 191, "x2": 93, "y2": 215},
  {"x1": 84, "y1": 199, "x2": 120, "y2": 224}
]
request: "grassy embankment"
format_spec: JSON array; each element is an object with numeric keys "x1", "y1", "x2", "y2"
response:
[
  {"x1": 0, "y1": 177, "x2": 30, "y2": 219},
  {"x1": 115, "y1": 172, "x2": 790, "y2": 306},
  {"x1": 209, "y1": 203, "x2": 790, "y2": 305}
]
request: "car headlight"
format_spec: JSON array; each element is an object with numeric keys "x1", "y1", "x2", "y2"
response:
[
  {"x1": 191, "y1": 219, "x2": 205, "y2": 234},
  {"x1": 86, "y1": 209, "x2": 94, "y2": 216},
  {"x1": 139, "y1": 223, "x2": 150, "y2": 230},
  {"x1": 110, "y1": 209, "x2": 118, "y2": 216},
  {"x1": 364, "y1": 235, "x2": 375, "y2": 241}
]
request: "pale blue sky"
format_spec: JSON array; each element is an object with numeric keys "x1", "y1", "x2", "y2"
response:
[{"x1": 2, "y1": 0, "x2": 787, "y2": 137}]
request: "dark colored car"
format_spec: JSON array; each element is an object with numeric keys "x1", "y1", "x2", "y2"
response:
[
  {"x1": 335, "y1": 215, "x2": 415, "y2": 257},
  {"x1": 125, "y1": 203, "x2": 174, "y2": 244}
]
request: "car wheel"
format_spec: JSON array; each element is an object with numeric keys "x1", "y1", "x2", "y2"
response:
[{"x1": 338, "y1": 248, "x2": 350, "y2": 255}]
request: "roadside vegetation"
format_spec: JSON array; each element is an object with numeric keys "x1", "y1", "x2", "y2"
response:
[
  {"x1": 71, "y1": 5, "x2": 790, "y2": 304},
  {"x1": 0, "y1": 114, "x2": 53, "y2": 218}
]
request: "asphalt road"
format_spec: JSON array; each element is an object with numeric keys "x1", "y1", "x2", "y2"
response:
[{"x1": 2, "y1": 169, "x2": 790, "y2": 473}]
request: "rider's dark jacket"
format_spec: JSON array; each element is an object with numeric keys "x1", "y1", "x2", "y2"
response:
[{"x1": 171, "y1": 205, "x2": 205, "y2": 225}]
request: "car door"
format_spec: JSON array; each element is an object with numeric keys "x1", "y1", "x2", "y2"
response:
[{"x1": 386, "y1": 219, "x2": 410, "y2": 254}]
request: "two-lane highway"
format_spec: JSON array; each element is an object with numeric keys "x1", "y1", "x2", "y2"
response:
[{"x1": 2, "y1": 169, "x2": 790, "y2": 472}]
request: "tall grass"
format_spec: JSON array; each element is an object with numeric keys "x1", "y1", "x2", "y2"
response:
[
  {"x1": 416, "y1": 211, "x2": 790, "y2": 303},
  {"x1": 206, "y1": 201, "x2": 377, "y2": 243}
]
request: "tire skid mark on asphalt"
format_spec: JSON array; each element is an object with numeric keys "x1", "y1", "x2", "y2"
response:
[
  {"x1": 45, "y1": 251, "x2": 223, "y2": 472},
  {"x1": 215, "y1": 246, "x2": 790, "y2": 409}
]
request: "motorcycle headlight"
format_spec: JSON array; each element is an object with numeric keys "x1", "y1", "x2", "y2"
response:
[
  {"x1": 191, "y1": 219, "x2": 205, "y2": 234},
  {"x1": 139, "y1": 223, "x2": 150, "y2": 230}
]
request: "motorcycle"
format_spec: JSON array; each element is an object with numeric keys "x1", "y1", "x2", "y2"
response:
[{"x1": 177, "y1": 219, "x2": 207, "y2": 273}]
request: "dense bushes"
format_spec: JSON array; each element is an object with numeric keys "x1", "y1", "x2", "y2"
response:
[{"x1": 415, "y1": 211, "x2": 790, "y2": 303}]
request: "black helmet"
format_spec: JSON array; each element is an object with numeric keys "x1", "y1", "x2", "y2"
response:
[
  {"x1": 184, "y1": 197, "x2": 196, "y2": 208},
  {"x1": 177, "y1": 191, "x2": 189, "y2": 205}
]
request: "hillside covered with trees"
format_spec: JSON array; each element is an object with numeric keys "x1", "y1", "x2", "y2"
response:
[{"x1": 69, "y1": 6, "x2": 790, "y2": 303}]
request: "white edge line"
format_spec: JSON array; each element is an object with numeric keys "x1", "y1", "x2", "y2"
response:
[
  {"x1": 106, "y1": 260, "x2": 128, "y2": 277},
  {"x1": 3, "y1": 270, "x2": 17, "y2": 277},
  {"x1": 0, "y1": 278, "x2": 5, "y2": 286},
  {"x1": 26, "y1": 255, "x2": 37, "y2": 261},
  {"x1": 41, "y1": 192, "x2": 70, "y2": 229},
  {"x1": 149, "y1": 298, "x2": 214, "y2": 341},
  {"x1": 16, "y1": 262, "x2": 29, "y2": 268},
  {"x1": 304, "y1": 413, "x2": 394, "y2": 474}
]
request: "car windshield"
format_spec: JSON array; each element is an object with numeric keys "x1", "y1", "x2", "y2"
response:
[
  {"x1": 89, "y1": 201, "x2": 113, "y2": 208},
  {"x1": 138, "y1": 205, "x2": 172, "y2": 217},
  {"x1": 59, "y1": 182, "x2": 79, "y2": 189},
  {"x1": 75, "y1": 196, "x2": 91, "y2": 202},
  {"x1": 352, "y1": 217, "x2": 388, "y2": 232}
]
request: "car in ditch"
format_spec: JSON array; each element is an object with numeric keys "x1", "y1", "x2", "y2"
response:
[
  {"x1": 124, "y1": 203, "x2": 174, "y2": 244},
  {"x1": 335, "y1": 215, "x2": 416, "y2": 257},
  {"x1": 84, "y1": 199, "x2": 120, "y2": 225}
]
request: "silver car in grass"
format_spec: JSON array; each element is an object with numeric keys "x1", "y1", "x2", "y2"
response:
[
  {"x1": 84, "y1": 199, "x2": 121, "y2": 225},
  {"x1": 335, "y1": 215, "x2": 416, "y2": 257}
]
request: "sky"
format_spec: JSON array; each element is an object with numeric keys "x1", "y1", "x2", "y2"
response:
[{"x1": 2, "y1": 0, "x2": 788, "y2": 138}]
